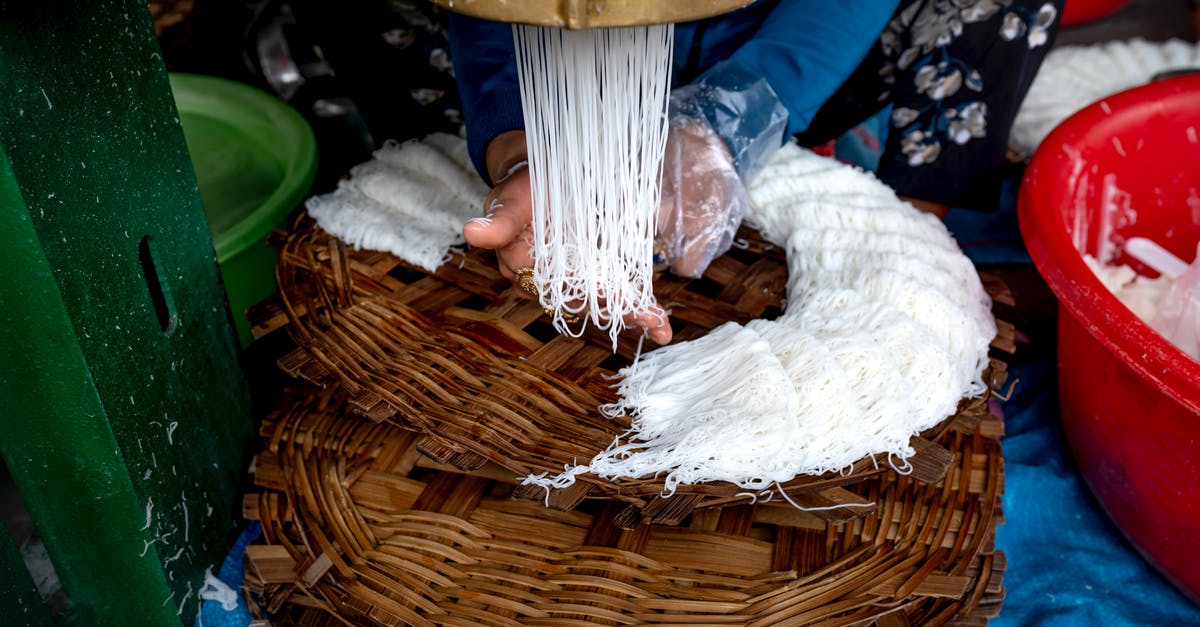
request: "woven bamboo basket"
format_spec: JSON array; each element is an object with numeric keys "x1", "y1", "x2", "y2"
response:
[
  {"x1": 245, "y1": 215, "x2": 1015, "y2": 624},
  {"x1": 244, "y1": 380, "x2": 1007, "y2": 626},
  {"x1": 147, "y1": 0, "x2": 194, "y2": 35},
  {"x1": 250, "y1": 216, "x2": 1015, "y2": 523}
]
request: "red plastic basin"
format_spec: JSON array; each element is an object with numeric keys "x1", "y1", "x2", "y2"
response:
[
  {"x1": 1061, "y1": 0, "x2": 1130, "y2": 27},
  {"x1": 1019, "y1": 74, "x2": 1200, "y2": 601}
]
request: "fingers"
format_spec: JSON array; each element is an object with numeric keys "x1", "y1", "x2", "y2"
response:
[
  {"x1": 668, "y1": 175, "x2": 731, "y2": 278},
  {"x1": 669, "y1": 205, "x2": 733, "y2": 278},
  {"x1": 463, "y1": 167, "x2": 534, "y2": 250},
  {"x1": 656, "y1": 119, "x2": 744, "y2": 280},
  {"x1": 495, "y1": 225, "x2": 536, "y2": 299},
  {"x1": 626, "y1": 304, "x2": 673, "y2": 345},
  {"x1": 514, "y1": 266, "x2": 674, "y2": 344},
  {"x1": 670, "y1": 247, "x2": 711, "y2": 279},
  {"x1": 465, "y1": 152, "x2": 673, "y2": 344}
]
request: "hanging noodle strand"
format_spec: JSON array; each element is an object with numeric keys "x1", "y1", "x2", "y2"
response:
[{"x1": 512, "y1": 24, "x2": 675, "y2": 348}]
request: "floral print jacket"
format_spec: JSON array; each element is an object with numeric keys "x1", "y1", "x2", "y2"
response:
[{"x1": 881, "y1": 0, "x2": 1059, "y2": 168}]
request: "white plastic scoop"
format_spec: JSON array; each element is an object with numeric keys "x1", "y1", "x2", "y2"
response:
[
  {"x1": 1125, "y1": 237, "x2": 1192, "y2": 279},
  {"x1": 1124, "y1": 236, "x2": 1200, "y2": 361}
]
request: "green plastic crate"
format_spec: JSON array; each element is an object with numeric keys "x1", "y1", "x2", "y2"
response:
[{"x1": 0, "y1": 2, "x2": 253, "y2": 624}]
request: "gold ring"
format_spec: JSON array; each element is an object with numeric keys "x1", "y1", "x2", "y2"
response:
[
  {"x1": 544, "y1": 307, "x2": 582, "y2": 324},
  {"x1": 514, "y1": 267, "x2": 582, "y2": 324},
  {"x1": 514, "y1": 267, "x2": 540, "y2": 298}
]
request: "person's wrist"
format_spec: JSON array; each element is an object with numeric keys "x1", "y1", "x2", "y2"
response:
[
  {"x1": 672, "y1": 59, "x2": 788, "y2": 184},
  {"x1": 485, "y1": 130, "x2": 529, "y2": 184}
]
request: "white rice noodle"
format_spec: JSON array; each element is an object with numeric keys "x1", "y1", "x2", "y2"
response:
[
  {"x1": 1011, "y1": 38, "x2": 1200, "y2": 157},
  {"x1": 513, "y1": 24, "x2": 675, "y2": 347},
  {"x1": 523, "y1": 145, "x2": 996, "y2": 494},
  {"x1": 305, "y1": 134, "x2": 488, "y2": 272}
]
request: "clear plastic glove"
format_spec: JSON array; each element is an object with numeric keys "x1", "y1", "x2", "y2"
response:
[
  {"x1": 655, "y1": 118, "x2": 747, "y2": 278},
  {"x1": 654, "y1": 60, "x2": 788, "y2": 278}
]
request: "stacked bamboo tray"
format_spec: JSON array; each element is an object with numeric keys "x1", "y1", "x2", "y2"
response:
[{"x1": 243, "y1": 216, "x2": 1016, "y2": 625}]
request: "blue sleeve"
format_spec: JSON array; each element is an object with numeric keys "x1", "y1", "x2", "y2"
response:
[
  {"x1": 448, "y1": 2, "x2": 899, "y2": 182},
  {"x1": 725, "y1": 0, "x2": 901, "y2": 138},
  {"x1": 448, "y1": 13, "x2": 524, "y2": 184}
]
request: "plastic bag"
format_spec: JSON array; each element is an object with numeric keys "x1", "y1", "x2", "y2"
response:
[
  {"x1": 655, "y1": 60, "x2": 788, "y2": 278},
  {"x1": 1126, "y1": 237, "x2": 1200, "y2": 360}
]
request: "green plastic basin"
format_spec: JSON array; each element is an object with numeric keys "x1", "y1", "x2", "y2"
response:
[{"x1": 169, "y1": 72, "x2": 317, "y2": 347}]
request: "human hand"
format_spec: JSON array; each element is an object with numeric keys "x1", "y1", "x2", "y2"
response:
[
  {"x1": 655, "y1": 117, "x2": 748, "y2": 278},
  {"x1": 655, "y1": 60, "x2": 787, "y2": 278},
  {"x1": 463, "y1": 131, "x2": 536, "y2": 284},
  {"x1": 463, "y1": 130, "x2": 674, "y2": 345}
]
